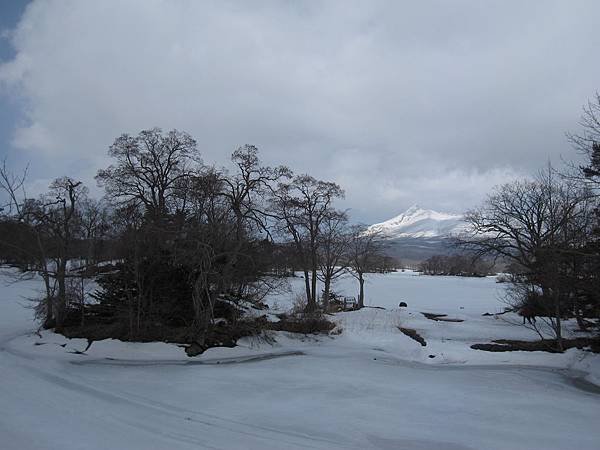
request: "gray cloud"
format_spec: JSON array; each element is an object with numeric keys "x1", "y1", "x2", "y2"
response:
[{"x1": 0, "y1": 0, "x2": 597, "y2": 222}]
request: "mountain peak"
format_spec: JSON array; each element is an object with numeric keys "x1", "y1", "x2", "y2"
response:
[
  {"x1": 403, "y1": 204, "x2": 424, "y2": 216},
  {"x1": 368, "y1": 206, "x2": 465, "y2": 239}
]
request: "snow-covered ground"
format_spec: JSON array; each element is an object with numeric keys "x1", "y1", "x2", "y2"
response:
[
  {"x1": 1, "y1": 269, "x2": 599, "y2": 450},
  {"x1": 269, "y1": 272, "x2": 600, "y2": 373}
]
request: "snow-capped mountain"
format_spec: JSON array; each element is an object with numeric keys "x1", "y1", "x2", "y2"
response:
[{"x1": 368, "y1": 205, "x2": 466, "y2": 239}]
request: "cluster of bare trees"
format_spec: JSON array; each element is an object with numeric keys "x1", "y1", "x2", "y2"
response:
[
  {"x1": 460, "y1": 95, "x2": 600, "y2": 350},
  {"x1": 0, "y1": 128, "x2": 388, "y2": 343},
  {"x1": 0, "y1": 162, "x2": 112, "y2": 329},
  {"x1": 270, "y1": 176, "x2": 392, "y2": 311}
]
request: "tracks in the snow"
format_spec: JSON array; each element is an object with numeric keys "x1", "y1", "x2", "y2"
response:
[
  {"x1": 7, "y1": 348, "x2": 346, "y2": 449},
  {"x1": 1, "y1": 331, "x2": 344, "y2": 449},
  {"x1": 70, "y1": 350, "x2": 305, "y2": 367}
]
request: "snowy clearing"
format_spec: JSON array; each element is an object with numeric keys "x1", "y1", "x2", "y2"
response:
[{"x1": 1, "y1": 269, "x2": 599, "y2": 450}]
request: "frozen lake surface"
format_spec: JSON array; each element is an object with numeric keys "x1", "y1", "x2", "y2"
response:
[{"x1": 1, "y1": 270, "x2": 599, "y2": 450}]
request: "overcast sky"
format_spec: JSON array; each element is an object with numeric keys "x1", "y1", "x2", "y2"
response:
[{"x1": 0, "y1": 1, "x2": 598, "y2": 223}]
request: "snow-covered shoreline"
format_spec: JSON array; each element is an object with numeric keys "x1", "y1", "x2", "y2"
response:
[{"x1": 2, "y1": 269, "x2": 599, "y2": 450}]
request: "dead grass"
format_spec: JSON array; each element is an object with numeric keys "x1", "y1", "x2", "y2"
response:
[{"x1": 268, "y1": 313, "x2": 335, "y2": 334}]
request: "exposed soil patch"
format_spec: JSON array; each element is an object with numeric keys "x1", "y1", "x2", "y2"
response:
[
  {"x1": 58, "y1": 296, "x2": 274, "y2": 357},
  {"x1": 471, "y1": 337, "x2": 600, "y2": 353},
  {"x1": 422, "y1": 312, "x2": 447, "y2": 320},
  {"x1": 61, "y1": 319, "x2": 267, "y2": 357},
  {"x1": 398, "y1": 327, "x2": 427, "y2": 346},
  {"x1": 421, "y1": 312, "x2": 464, "y2": 323},
  {"x1": 482, "y1": 309, "x2": 512, "y2": 317},
  {"x1": 60, "y1": 311, "x2": 335, "y2": 357}
]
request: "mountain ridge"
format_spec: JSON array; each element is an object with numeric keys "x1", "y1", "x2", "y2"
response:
[{"x1": 368, "y1": 205, "x2": 466, "y2": 239}]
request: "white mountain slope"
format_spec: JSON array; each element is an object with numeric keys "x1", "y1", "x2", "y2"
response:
[{"x1": 368, "y1": 205, "x2": 467, "y2": 239}]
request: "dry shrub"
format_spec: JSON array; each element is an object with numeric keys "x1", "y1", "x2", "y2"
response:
[
  {"x1": 270, "y1": 306, "x2": 335, "y2": 334},
  {"x1": 290, "y1": 293, "x2": 308, "y2": 314}
]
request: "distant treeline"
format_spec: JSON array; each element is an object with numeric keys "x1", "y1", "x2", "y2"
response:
[{"x1": 418, "y1": 254, "x2": 494, "y2": 277}]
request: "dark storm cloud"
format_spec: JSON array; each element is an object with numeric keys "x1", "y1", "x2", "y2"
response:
[{"x1": 0, "y1": 0, "x2": 598, "y2": 222}]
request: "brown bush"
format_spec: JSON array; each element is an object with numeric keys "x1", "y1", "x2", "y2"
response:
[{"x1": 268, "y1": 313, "x2": 335, "y2": 334}]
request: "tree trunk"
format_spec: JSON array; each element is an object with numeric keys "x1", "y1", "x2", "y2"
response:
[
  {"x1": 323, "y1": 277, "x2": 331, "y2": 311},
  {"x1": 303, "y1": 269, "x2": 313, "y2": 311},
  {"x1": 573, "y1": 297, "x2": 588, "y2": 331},
  {"x1": 36, "y1": 236, "x2": 55, "y2": 329},
  {"x1": 41, "y1": 273, "x2": 55, "y2": 329},
  {"x1": 56, "y1": 260, "x2": 67, "y2": 329},
  {"x1": 310, "y1": 268, "x2": 318, "y2": 311},
  {"x1": 80, "y1": 276, "x2": 85, "y2": 326},
  {"x1": 553, "y1": 291, "x2": 563, "y2": 352},
  {"x1": 358, "y1": 274, "x2": 365, "y2": 308}
]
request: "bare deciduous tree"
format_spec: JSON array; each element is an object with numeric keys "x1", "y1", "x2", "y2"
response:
[
  {"x1": 216, "y1": 145, "x2": 290, "y2": 293},
  {"x1": 567, "y1": 92, "x2": 600, "y2": 160},
  {"x1": 347, "y1": 225, "x2": 383, "y2": 309},
  {"x1": 460, "y1": 168, "x2": 592, "y2": 350},
  {"x1": 0, "y1": 163, "x2": 88, "y2": 329},
  {"x1": 272, "y1": 175, "x2": 344, "y2": 312},
  {"x1": 316, "y1": 210, "x2": 349, "y2": 310},
  {"x1": 96, "y1": 128, "x2": 199, "y2": 219},
  {"x1": 34, "y1": 177, "x2": 87, "y2": 328}
]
